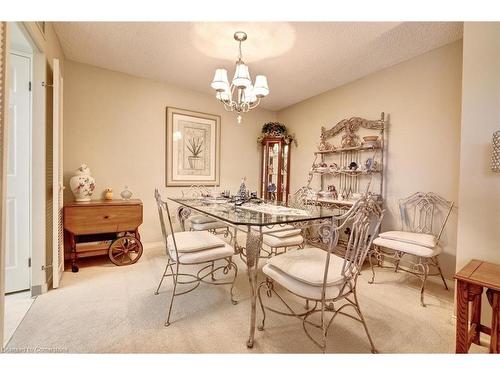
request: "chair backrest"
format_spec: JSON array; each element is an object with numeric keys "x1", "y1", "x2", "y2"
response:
[
  {"x1": 288, "y1": 186, "x2": 315, "y2": 209},
  {"x1": 398, "y1": 192, "x2": 453, "y2": 242},
  {"x1": 340, "y1": 194, "x2": 384, "y2": 278},
  {"x1": 181, "y1": 184, "x2": 211, "y2": 198},
  {"x1": 320, "y1": 194, "x2": 384, "y2": 287},
  {"x1": 154, "y1": 189, "x2": 178, "y2": 261}
]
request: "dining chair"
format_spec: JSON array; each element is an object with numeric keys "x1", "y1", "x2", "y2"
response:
[
  {"x1": 178, "y1": 185, "x2": 231, "y2": 237},
  {"x1": 260, "y1": 224, "x2": 305, "y2": 256},
  {"x1": 154, "y1": 189, "x2": 238, "y2": 326},
  {"x1": 370, "y1": 192, "x2": 453, "y2": 306},
  {"x1": 257, "y1": 194, "x2": 384, "y2": 353},
  {"x1": 258, "y1": 187, "x2": 313, "y2": 255},
  {"x1": 239, "y1": 188, "x2": 308, "y2": 260}
]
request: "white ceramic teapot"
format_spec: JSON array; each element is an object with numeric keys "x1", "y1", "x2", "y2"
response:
[{"x1": 69, "y1": 164, "x2": 96, "y2": 202}]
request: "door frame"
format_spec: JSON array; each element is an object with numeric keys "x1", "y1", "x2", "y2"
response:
[
  {"x1": 0, "y1": 22, "x2": 51, "y2": 298},
  {"x1": 17, "y1": 22, "x2": 49, "y2": 297},
  {"x1": 0, "y1": 21, "x2": 49, "y2": 349},
  {"x1": 0, "y1": 20, "x2": 10, "y2": 352}
]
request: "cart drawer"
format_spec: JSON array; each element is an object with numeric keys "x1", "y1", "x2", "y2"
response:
[{"x1": 64, "y1": 204, "x2": 142, "y2": 235}]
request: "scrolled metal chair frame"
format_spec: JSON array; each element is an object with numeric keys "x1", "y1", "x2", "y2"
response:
[
  {"x1": 368, "y1": 192, "x2": 454, "y2": 306},
  {"x1": 257, "y1": 194, "x2": 384, "y2": 353},
  {"x1": 237, "y1": 187, "x2": 310, "y2": 263},
  {"x1": 178, "y1": 185, "x2": 232, "y2": 239},
  {"x1": 154, "y1": 189, "x2": 238, "y2": 326}
]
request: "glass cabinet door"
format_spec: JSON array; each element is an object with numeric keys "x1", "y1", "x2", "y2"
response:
[
  {"x1": 281, "y1": 144, "x2": 289, "y2": 202},
  {"x1": 265, "y1": 141, "x2": 280, "y2": 203},
  {"x1": 261, "y1": 138, "x2": 290, "y2": 204}
]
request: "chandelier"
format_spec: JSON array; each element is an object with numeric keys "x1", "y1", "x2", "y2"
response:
[{"x1": 210, "y1": 31, "x2": 270, "y2": 124}]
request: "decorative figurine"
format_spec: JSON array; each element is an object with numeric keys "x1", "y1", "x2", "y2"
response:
[
  {"x1": 120, "y1": 186, "x2": 133, "y2": 200},
  {"x1": 348, "y1": 161, "x2": 358, "y2": 170},
  {"x1": 365, "y1": 157, "x2": 378, "y2": 171},
  {"x1": 267, "y1": 182, "x2": 277, "y2": 192},
  {"x1": 329, "y1": 163, "x2": 339, "y2": 173},
  {"x1": 104, "y1": 188, "x2": 113, "y2": 200},
  {"x1": 237, "y1": 177, "x2": 248, "y2": 200},
  {"x1": 327, "y1": 185, "x2": 338, "y2": 199},
  {"x1": 69, "y1": 164, "x2": 96, "y2": 202}
]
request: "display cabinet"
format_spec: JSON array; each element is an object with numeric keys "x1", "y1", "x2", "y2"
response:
[{"x1": 260, "y1": 136, "x2": 291, "y2": 204}]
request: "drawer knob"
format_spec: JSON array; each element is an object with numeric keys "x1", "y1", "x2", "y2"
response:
[{"x1": 104, "y1": 215, "x2": 110, "y2": 219}]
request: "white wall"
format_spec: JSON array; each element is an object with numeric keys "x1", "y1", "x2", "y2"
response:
[
  {"x1": 278, "y1": 41, "x2": 463, "y2": 277},
  {"x1": 63, "y1": 60, "x2": 276, "y2": 243},
  {"x1": 456, "y1": 23, "x2": 500, "y2": 269}
]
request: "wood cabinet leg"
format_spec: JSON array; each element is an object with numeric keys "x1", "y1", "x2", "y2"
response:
[
  {"x1": 456, "y1": 280, "x2": 470, "y2": 353},
  {"x1": 69, "y1": 233, "x2": 79, "y2": 273},
  {"x1": 486, "y1": 289, "x2": 500, "y2": 354},
  {"x1": 469, "y1": 284, "x2": 483, "y2": 346}
]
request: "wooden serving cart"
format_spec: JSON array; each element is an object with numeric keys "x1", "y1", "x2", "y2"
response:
[{"x1": 64, "y1": 199, "x2": 143, "y2": 272}]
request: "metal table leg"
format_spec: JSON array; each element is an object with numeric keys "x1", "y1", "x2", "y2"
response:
[{"x1": 244, "y1": 228, "x2": 263, "y2": 348}]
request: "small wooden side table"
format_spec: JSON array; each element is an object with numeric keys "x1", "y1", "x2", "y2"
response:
[
  {"x1": 454, "y1": 259, "x2": 500, "y2": 353},
  {"x1": 64, "y1": 199, "x2": 143, "y2": 272}
]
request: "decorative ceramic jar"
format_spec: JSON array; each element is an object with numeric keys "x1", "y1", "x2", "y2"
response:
[
  {"x1": 120, "y1": 186, "x2": 133, "y2": 200},
  {"x1": 69, "y1": 164, "x2": 96, "y2": 202}
]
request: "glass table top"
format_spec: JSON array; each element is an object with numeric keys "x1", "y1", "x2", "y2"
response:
[{"x1": 169, "y1": 197, "x2": 340, "y2": 226}]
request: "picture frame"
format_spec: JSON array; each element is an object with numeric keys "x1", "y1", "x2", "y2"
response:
[{"x1": 166, "y1": 107, "x2": 221, "y2": 186}]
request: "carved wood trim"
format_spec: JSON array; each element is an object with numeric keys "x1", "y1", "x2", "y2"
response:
[{"x1": 320, "y1": 112, "x2": 385, "y2": 141}]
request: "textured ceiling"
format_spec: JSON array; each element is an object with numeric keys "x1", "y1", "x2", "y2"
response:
[{"x1": 53, "y1": 22, "x2": 463, "y2": 111}]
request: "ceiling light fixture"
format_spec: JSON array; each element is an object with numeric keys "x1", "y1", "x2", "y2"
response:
[{"x1": 210, "y1": 31, "x2": 269, "y2": 124}]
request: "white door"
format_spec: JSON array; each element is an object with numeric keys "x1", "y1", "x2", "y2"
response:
[
  {"x1": 6, "y1": 52, "x2": 31, "y2": 293},
  {"x1": 52, "y1": 59, "x2": 64, "y2": 288}
]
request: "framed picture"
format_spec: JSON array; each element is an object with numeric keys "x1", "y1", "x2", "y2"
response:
[{"x1": 166, "y1": 107, "x2": 221, "y2": 186}]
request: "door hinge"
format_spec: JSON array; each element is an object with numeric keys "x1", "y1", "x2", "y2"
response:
[
  {"x1": 28, "y1": 258, "x2": 31, "y2": 267},
  {"x1": 29, "y1": 81, "x2": 31, "y2": 91}
]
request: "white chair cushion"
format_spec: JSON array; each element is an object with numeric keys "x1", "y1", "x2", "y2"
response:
[
  {"x1": 189, "y1": 215, "x2": 216, "y2": 224},
  {"x1": 172, "y1": 243, "x2": 235, "y2": 264},
  {"x1": 191, "y1": 221, "x2": 228, "y2": 231},
  {"x1": 167, "y1": 231, "x2": 225, "y2": 253},
  {"x1": 267, "y1": 229, "x2": 302, "y2": 238},
  {"x1": 263, "y1": 234, "x2": 304, "y2": 248},
  {"x1": 378, "y1": 231, "x2": 437, "y2": 248},
  {"x1": 373, "y1": 237, "x2": 441, "y2": 257},
  {"x1": 263, "y1": 264, "x2": 342, "y2": 300},
  {"x1": 266, "y1": 247, "x2": 345, "y2": 286}
]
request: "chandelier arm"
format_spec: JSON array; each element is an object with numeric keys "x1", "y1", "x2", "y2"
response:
[
  {"x1": 223, "y1": 101, "x2": 235, "y2": 112},
  {"x1": 248, "y1": 97, "x2": 261, "y2": 110}
]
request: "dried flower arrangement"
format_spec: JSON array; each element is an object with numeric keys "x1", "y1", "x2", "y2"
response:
[{"x1": 257, "y1": 122, "x2": 297, "y2": 146}]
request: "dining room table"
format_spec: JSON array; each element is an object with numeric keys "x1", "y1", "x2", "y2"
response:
[{"x1": 168, "y1": 196, "x2": 341, "y2": 348}]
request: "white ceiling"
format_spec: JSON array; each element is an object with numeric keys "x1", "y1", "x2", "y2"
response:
[{"x1": 53, "y1": 22, "x2": 463, "y2": 111}]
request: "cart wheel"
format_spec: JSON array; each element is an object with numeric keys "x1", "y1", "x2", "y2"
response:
[{"x1": 108, "y1": 235, "x2": 143, "y2": 266}]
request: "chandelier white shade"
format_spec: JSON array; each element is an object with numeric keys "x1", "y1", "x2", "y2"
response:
[
  {"x1": 211, "y1": 69, "x2": 229, "y2": 92},
  {"x1": 210, "y1": 31, "x2": 269, "y2": 123}
]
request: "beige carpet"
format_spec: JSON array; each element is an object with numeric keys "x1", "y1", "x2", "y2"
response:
[{"x1": 6, "y1": 240, "x2": 467, "y2": 353}]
